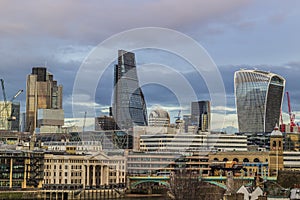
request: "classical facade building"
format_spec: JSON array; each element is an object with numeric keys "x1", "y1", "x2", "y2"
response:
[
  {"x1": 234, "y1": 69, "x2": 285, "y2": 133},
  {"x1": 43, "y1": 152, "x2": 126, "y2": 189}
]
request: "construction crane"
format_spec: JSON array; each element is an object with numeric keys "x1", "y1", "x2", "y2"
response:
[
  {"x1": 0, "y1": 79, "x2": 9, "y2": 118},
  {"x1": 174, "y1": 110, "x2": 181, "y2": 121},
  {"x1": 286, "y1": 91, "x2": 297, "y2": 132},
  {"x1": 174, "y1": 110, "x2": 183, "y2": 129},
  {"x1": 279, "y1": 109, "x2": 285, "y2": 132}
]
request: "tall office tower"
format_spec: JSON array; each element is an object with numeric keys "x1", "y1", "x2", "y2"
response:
[
  {"x1": 0, "y1": 102, "x2": 20, "y2": 131},
  {"x1": 191, "y1": 101, "x2": 211, "y2": 132},
  {"x1": 112, "y1": 50, "x2": 148, "y2": 130},
  {"x1": 26, "y1": 67, "x2": 64, "y2": 133},
  {"x1": 234, "y1": 69, "x2": 285, "y2": 133}
]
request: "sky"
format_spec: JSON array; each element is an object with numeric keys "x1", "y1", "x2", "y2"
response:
[{"x1": 0, "y1": 0, "x2": 300, "y2": 131}]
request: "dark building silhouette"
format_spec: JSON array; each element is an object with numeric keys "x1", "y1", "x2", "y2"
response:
[
  {"x1": 112, "y1": 50, "x2": 147, "y2": 130},
  {"x1": 191, "y1": 101, "x2": 211, "y2": 132},
  {"x1": 234, "y1": 69, "x2": 285, "y2": 133},
  {"x1": 95, "y1": 116, "x2": 117, "y2": 131}
]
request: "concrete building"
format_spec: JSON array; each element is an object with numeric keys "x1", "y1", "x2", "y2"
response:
[
  {"x1": 0, "y1": 102, "x2": 20, "y2": 131},
  {"x1": 283, "y1": 151, "x2": 300, "y2": 170},
  {"x1": 37, "y1": 109, "x2": 64, "y2": 133},
  {"x1": 148, "y1": 107, "x2": 170, "y2": 127},
  {"x1": 234, "y1": 69, "x2": 285, "y2": 133},
  {"x1": 26, "y1": 67, "x2": 63, "y2": 133},
  {"x1": 43, "y1": 152, "x2": 126, "y2": 189},
  {"x1": 191, "y1": 101, "x2": 211, "y2": 132},
  {"x1": 126, "y1": 151, "x2": 211, "y2": 176},
  {"x1": 112, "y1": 50, "x2": 147, "y2": 130},
  {"x1": 135, "y1": 132, "x2": 248, "y2": 152}
]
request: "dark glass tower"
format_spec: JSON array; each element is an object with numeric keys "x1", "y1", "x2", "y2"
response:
[
  {"x1": 112, "y1": 50, "x2": 147, "y2": 130},
  {"x1": 234, "y1": 69, "x2": 285, "y2": 133},
  {"x1": 191, "y1": 101, "x2": 211, "y2": 132}
]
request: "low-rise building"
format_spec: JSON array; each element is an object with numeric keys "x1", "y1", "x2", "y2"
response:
[
  {"x1": 283, "y1": 151, "x2": 300, "y2": 170},
  {"x1": 43, "y1": 152, "x2": 126, "y2": 189},
  {"x1": 126, "y1": 151, "x2": 211, "y2": 176},
  {"x1": 137, "y1": 133, "x2": 248, "y2": 152},
  {"x1": 0, "y1": 150, "x2": 44, "y2": 189}
]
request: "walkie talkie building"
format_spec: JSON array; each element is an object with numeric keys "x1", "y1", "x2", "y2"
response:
[
  {"x1": 234, "y1": 69, "x2": 285, "y2": 133},
  {"x1": 112, "y1": 50, "x2": 148, "y2": 130}
]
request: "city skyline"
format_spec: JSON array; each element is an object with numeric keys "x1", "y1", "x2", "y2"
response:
[{"x1": 0, "y1": 1, "x2": 299, "y2": 131}]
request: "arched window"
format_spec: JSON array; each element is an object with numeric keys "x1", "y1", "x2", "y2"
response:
[
  {"x1": 279, "y1": 141, "x2": 282, "y2": 148},
  {"x1": 233, "y1": 158, "x2": 239, "y2": 163},
  {"x1": 243, "y1": 158, "x2": 249, "y2": 163},
  {"x1": 273, "y1": 141, "x2": 276, "y2": 147},
  {"x1": 223, "y1": 158, "x2": 228, "y2": 162},
  {"x1": 253, "y1": 158, "x2": 260, "y2": 162},
  {"x1": 213, "y1": 158, "x2": 219, "y2": 161}
]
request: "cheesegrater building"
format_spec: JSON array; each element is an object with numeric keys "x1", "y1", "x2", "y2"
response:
[
  {"x1": 234, "y1": 69, "x2": 285, "y2": 133},
  {"x1": 112, "y1": 50, "x2": 148, "y2": 130}
]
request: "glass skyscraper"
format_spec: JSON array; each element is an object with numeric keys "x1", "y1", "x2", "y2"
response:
[
  {"x1": 234, "y1": 69, "x2": 285, "y2": 133},
  {"x1": 112, "y1": 50, "x2": 148, "y2": 130}
]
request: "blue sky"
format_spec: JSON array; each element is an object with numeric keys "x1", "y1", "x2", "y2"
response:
[{"x1": 0, "y1": 0, "x2": 299, "y2": 130}]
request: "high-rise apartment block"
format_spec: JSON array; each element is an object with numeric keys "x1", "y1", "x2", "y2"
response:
[
  {"x1": 112, "y1": 50, "x2": 147, "y2": 130},
  {"x1": 234, "y1": 69, "x2": 285, "y2": 133},
  {"x1": 26, "y1": 67, "x2": 64, "y2": 133},
  {"x1": 191, "y1": 101, "x2": 211, "y2": 132}
]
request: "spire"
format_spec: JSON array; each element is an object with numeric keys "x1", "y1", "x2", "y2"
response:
[{"x1": 274, "y1": 123, "x2": 279, "y2": 130}]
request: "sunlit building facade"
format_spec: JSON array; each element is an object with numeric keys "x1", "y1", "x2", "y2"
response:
[
  {"x1": 112, "y1": 50, "x2": 147, "y2": 130},
  {"x1": 234, "y1": 69, "x2": 285, "y2": 133},
  {"x1": 26, "y1": 67, "x2": 63, "y2": 133}
]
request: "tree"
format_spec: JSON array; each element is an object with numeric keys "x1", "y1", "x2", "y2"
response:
[{"x1": 168, "y1": 170, "x2": 225, "y2": 200}]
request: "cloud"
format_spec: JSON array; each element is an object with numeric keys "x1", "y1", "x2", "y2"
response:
[
  {"x1": 0, "y1": 0, "x2": 299, "y2": 132},
  {"x1": 0, "y1": 0, "x2": 252, "y2": 43}
]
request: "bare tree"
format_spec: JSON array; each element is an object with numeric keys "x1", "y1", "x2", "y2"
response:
[{"x1": 168, "y1": 170, "x2": 225, "y2": 200}]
